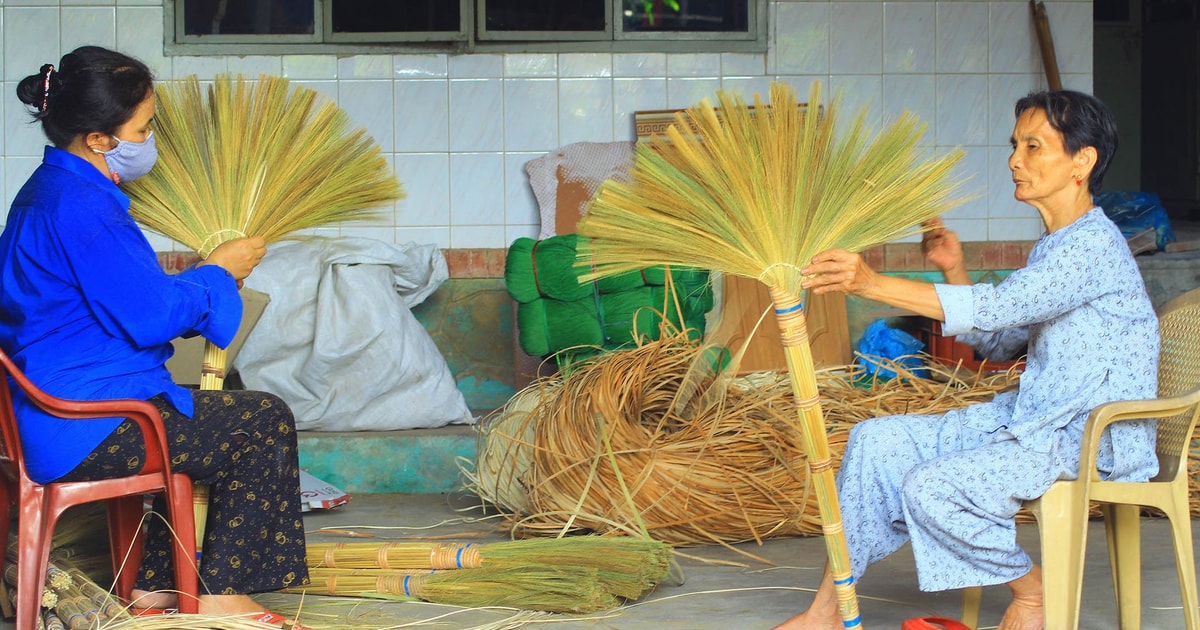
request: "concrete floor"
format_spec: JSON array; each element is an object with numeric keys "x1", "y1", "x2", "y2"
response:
[{"x1": 219, "y1": 492, "x2": 1200, "y2": 630}]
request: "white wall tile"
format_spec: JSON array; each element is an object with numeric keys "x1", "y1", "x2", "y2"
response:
[
  {"x1": 396, "y1": 226, "x2": 451, "y2": 249},
  {"x1": 613, "y1": 77, "x2": 667, "y2": 140},
  {"x1": 988, "y1": 2, "x2": 1038, "y2": 75},
  {"x1": 829, "y1": 75, "x2": 882, "y2": 132},
  {"x1": 936, "y1": 74, "x2": 988, "y2": 146},
  {"x1": 988, "y1": 73, "x2": 1040, "y2": 144},
  {"x1": 505, "y1": 152, "x2": 541, "y2": 227},
  {"x1": 560, "y1": 53, "x2": 612, "y2": 78},
  {"x1": 944, "y1": 218, "x2": 989, "y2": 242},
  {"x1": 115, "y1": 6, "x2": 168, "y2": 78},
  {"x1": 987, "y1": 145, "x2": 1023, "y2": 218},
  {"x1": 338, "y1": 80, "x2": 394, "y2": 152},
  {"x1": 721, "y1": 52, "x2": 765, "y2": 77},
  {"x1": 449, "y1": 152, "x2": 505, "y2": 225},
  {"x1": 395, "y1": 79, "x2": 449, "y2": 152},
  {"x1": 449, "y1": 79, "x2": 504, "y2": 151},
  {"x1": 989, "y1": 217, "x2": 1044, "y2": 240},
  {"x1": 667, "y1": 52, "x2": 721, "y2": 77},
  {"x1": 393, "y1": 54, "x2": 448, "y2": 79},
  {"x1": 883, "y1": 2, "x2": 935, "y2": 74},
  {"x1": 62, "y1": 7, "x2": 116, "y2": 52},
  {"x1": 505, "y1": 53, "x2": 557, "y2": 77},
  {"x1": 227, "y1": 56, "x2": 282, "y2": 77},
  {"x1": 283, "y1": 55, "x2": 337, "y2": 80},
  {"x1": 505, "y1": 224, "x2": 539, "y2": 244},
  {"x1": 338, "y1": 55, "x2": 392, "y2": 79},
  {"x1": 503, "y1": 79, "x2": 558, "y2": 152},
  {"x1": 667, "y1": 77, "x2": 722, "y2": 109},
  {"x1": 774, "y1": 2, "x2": 829, "y2": 75},
  {"x1": 449, "y1": 53, "x2": 503, "y2": 79},
  {"x1": 721, "y1": 76, "x2": 773, "y2": 101},
  {"x1": 4, "y1": 8, "x2": 58, "y2": 82},
  {"x1": 394, "y1": 153, "x2": 450, "y2": 227},
  {"x1": 1047, "y1": 2, "x2": 1093, "y2": 74},
  {"x1": 451, "y1": 225, "x2": 505, "y2": 248},
  {"x1": 944, "y1": 146, "x2": 990, "y2": 219},
  {"x1": 830, "y1": 2, "x2": 882, "y2": 75},
  {"x1": 936, "y1": 2, "x2": 988, "y2": 74},
  {"x1": 173, "y1": 55, "x2": 227, "y2": 80},
  {"x1": 4, "y1": 85, "x2": 45, "y2": 156},
  {"x1": 1058, "y1": 73, "x2": 1093, "y2": 93},
  {"x1": 613, "y1": 53, "x2": 666, "y2": 77},
  {"x1": 559, "y1": 78, "x2": 614, "y2": 145},
  {"x1": 340, "y1": 226, "x2": 397, "y2": 243},
  {"x1": 882, "y1": 74, "x2": 936, "y2": 140},
  {"x1": 293, "y1": 80, "x2": 338, "y2": 105}
]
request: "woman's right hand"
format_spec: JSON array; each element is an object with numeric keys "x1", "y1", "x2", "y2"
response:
[
  {"x1": 921, "y1": 219, "x2": 968, "y2": 284},
  {"x1": 200, "y1": 236, "x2": 267, "y2": 286}
]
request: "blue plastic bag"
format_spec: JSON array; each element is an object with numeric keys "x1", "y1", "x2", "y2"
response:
[
  {"x1": 1094, "y1": 190, "x2": 1176, "y2": 251},
  {"x1": 855, "y1": 319, "x2": 926, "y2": 379}
]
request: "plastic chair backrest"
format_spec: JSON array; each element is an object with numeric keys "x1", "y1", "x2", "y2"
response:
[{"x1": 1152, "y1": 289, "x2": 1200, "y2": 481}]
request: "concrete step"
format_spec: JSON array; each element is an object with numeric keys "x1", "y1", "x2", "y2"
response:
[{"x1": 298, "y1": 424, "x2": 480, "y2": 495}]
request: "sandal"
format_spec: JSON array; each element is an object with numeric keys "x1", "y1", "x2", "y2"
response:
[
  {"x1": 250, "y1": 611, "x2": 313, "y2": 630},
  {"x1": 901, "y1": 617, "x2": 972, "y2": 630}
]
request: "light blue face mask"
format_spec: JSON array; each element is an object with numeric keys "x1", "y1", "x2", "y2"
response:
[{"x1": 96, "y1": 130, "x2": 157, "y2": 184}]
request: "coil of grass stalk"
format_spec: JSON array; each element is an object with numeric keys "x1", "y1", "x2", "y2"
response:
[{"x1": 467, "y1": 331, "x2": 1028, "y2": 544}]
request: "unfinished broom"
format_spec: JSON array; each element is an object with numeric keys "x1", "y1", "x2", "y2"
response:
[
  {"x1": 122, "y1": 73, "x2": 404, "y2": 563},
  {"x1": 577, "y1": 80, "x2": 968, "y2": 628}
]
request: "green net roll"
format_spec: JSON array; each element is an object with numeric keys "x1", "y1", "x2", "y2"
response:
[
  {"x1": 505, "y1": 235, "x2": 592, "y2": 304},
  {"x1": 517, "y1": 297, "x2": 605, "y2": 357}
]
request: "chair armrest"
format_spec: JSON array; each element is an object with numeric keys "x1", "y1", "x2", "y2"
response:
[{"x1": 1077, "y1": 386, "x2": 1200, "y2": 481}]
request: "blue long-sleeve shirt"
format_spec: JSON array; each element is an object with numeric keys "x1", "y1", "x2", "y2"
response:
[{"x1": 0, "y1": 146, "x2": 241, "y2": 483}]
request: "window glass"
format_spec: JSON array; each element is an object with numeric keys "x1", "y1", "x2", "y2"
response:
[
  {"x1": 332, "y1": 0, "x2": 461, "y2": 33},
  {"x1": 184, "y1": 0, "x2": 314, "y2": 35},
  {"x1": 484, "y1": 0, "x2": 606, "y2": 32},
  {"x1": 623, "y1": 0, "x2": 748, "y2": 33}
]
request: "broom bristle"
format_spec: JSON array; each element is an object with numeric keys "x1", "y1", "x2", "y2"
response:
[
  {"x1": 481, "y1": 536, "x2": 672, "y2": 600},
  {"x1": 124, "y1": 73, "x2": 404, "y2": 257},
  {"x1": 577, "y1": 81, "x2": 969, "y2": 294}
]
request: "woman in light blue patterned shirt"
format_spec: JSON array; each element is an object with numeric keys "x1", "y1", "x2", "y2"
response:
[{"x1": 775, "y1": 91, "x2": 1157, "y2": 630}]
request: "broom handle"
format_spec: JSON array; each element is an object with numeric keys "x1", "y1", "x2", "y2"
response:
[
  {"x1": 768, "y1": 287, "x2": 862, "y2": 629},
  {"x1": 191, "y1": 340, "x2": 229, "y2": 557}
]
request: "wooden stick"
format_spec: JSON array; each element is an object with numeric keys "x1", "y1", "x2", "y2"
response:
[
  {"x1": 1031, "y1": 0, "x2": 1062, "y2": 90},
  {"x1": 770, "y1": 287, "x2": 861, "y2": 628}
]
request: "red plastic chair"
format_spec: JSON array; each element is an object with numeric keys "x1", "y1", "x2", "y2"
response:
[{"x1": 0, "y1": 348, "x2": 199, "y2": 628}]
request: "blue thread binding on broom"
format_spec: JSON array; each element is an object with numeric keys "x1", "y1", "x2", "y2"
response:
[
  {"x1": 403, "y1": 575, "x2": 412, "y2": 597},
  {"x1": 455, "y1": 545, "x2": 470, "y2": 569},
  {"x1": 774, "y1": 301, "x2": 804, "y2": 315}
]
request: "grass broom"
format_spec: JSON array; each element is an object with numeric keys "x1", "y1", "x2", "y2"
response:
[
  {"x1": 286, "y1": 565, "x2": 619, "y2": 614},
  {"x1": 306, "y1": 536, "x2": 672, "y2": 601},
  {"x1": 122, "y1": 73, "x2": 404, "y2": 567},
  {"x1": 576, "y1": 80, "x2": 969, "y2": 628}
]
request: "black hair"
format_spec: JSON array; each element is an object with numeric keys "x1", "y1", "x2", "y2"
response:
[
  {"x1": 15, "y1": 46, "x2": 154, "y2": 149},
  {"x1": 1014, "y1": 90, "x2": 1118, "y2": 193}
]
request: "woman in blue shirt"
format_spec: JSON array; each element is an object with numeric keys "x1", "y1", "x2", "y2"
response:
[{"x1": 2, "y1": 46, "x2": 307, "y2": 626}]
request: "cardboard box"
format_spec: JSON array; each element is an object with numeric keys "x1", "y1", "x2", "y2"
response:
[{"x1": 166, "y1": 287, "x2": 270, "y2": 386}]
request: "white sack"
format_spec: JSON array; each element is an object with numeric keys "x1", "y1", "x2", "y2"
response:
[{"x1": 235, "y1": 237, "x2": 474, "y2": 431}]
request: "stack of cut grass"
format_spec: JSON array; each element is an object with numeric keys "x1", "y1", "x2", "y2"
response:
[{"x1": 291, "y1": 536, "x2": 672, "y2": 613}]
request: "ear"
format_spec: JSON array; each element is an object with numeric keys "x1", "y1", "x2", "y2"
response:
[
  {"x1": 1075, "y1": 145, "x2": 1098, "y2": 177},
  {"x1": 84, "y1": 131, "x2": 114, "y2": 153}
]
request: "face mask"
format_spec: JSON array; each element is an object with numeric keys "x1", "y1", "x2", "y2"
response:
[{"x1": 96, "y1": 131, "x2": 157, "y2": 184}]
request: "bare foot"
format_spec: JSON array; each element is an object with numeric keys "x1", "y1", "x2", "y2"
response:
[
  {"x1": 998, "y1": 566, "x2": 1044, "y2": 630},
  {"x1": 772, "y1": 568, "x2": 843, "y2": 630},
  {"x1": 129, "y1": 588, "x2": 178, "y2": 609}
]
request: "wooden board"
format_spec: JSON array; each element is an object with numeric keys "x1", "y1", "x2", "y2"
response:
[{"x1": 711, "y1": 275, "x2": 851, "y2": 373}]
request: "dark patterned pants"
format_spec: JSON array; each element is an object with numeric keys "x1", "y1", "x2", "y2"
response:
[{"x1": 59, "y1": 390, "x2": 309, "y2": 595}]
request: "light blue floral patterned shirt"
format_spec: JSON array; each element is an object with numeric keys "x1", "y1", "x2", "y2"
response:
[{"x1": 934, "y1": 208, "x2": 1159, "y2": 481}]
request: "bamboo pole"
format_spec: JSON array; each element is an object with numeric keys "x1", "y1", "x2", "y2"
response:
[{"x1": 769, "y1": 287, "x2": 861, "y2": 629}]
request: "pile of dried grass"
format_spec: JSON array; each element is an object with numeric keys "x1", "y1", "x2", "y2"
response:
[{"x1": 463, "y1": 334, "x2": 1021, "y2": 546}]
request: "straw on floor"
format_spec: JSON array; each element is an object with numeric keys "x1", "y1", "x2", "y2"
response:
[{"x1": 574, "y1": 80, "x2": 969, "y2": 627}]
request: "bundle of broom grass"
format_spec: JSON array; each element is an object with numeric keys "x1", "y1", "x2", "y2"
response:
[
  {"x1": 575, "y1": 80, "x2": 969, "y2": 627},
  {"x1": 292, "y1": 536, "x2": 673, "y2": 613},
  {"x1": 122, "y1": 72, "x2": 404, "y2": 555}
]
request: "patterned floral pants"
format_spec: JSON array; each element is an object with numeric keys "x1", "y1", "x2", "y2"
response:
[{"x1": 59, "y1": 390, "x2": 309, "y2": 595}]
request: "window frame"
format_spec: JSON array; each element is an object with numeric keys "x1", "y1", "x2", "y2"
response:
[{"x1": 163, "y1": 0, "x2": 767, "y2": 55}]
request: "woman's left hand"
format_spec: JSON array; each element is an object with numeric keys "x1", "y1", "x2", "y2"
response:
[{"x1": 800, "y1": 249, "x2": 879, "y2": 297}]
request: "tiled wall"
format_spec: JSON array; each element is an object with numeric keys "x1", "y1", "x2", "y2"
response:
[{"x1": 1, "y1": 0, "x2": 1095, "y2": 251}]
